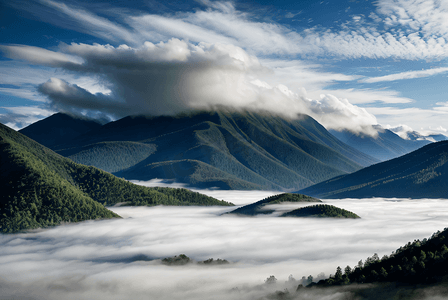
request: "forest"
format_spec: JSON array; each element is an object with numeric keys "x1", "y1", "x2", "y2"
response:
[
  {"x1": 281, "y1": 204, "x2": 360, "y2": 218},
  {"x1": 0, "y1": 123, "x2": 233, "y2": 233}
]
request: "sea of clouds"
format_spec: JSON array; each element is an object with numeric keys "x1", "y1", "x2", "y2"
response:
[{"x1": 2, "y1": 181, "x2": 448, "y2": 299}]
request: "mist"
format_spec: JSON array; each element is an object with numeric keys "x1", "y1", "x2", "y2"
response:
[{"x1": 2, "y1": 183, "x2": 448, "y2": 299}]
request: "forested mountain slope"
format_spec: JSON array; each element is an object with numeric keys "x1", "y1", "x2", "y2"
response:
[
  {"x1": 320, "y1": 225, "x2": 448, "y2": 292},
  {"x1": 0, "y1": 123, "x2": 232, "y2": 233},
  {"x1": 298, "y1": 140, "x2": 448, "y2": 199},
  {"x1": 228, "y1": 193, "x2": 321, "y2": 216},
  {"x1": 30, "y1": 110, "x2": 378, "y2": 191}
]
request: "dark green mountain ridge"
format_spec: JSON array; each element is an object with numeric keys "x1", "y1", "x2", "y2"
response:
[
  {"x1": 281, "y1": 204, "x2": 360, "y2": 218},
  {"x1": 298, "y1": 140, "x2": 448, "y2": 199},
  {"x1": 0, "y1": 123, "x2": 232, "y2": 233},
  {"x1": 228, "y1": 193, "x2": 321, "y2": 216},
  {"x1": 24, "y1": 110, "x2": 378, "y2": 191}
]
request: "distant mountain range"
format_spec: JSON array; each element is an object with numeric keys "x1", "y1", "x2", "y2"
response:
[
  {"x1": 389, "y1": 125, "x2": 448, "y2": 142},
  {"x1": 1, "y1": 122, "x2": 232, "y2": 233},
  {"x1": 329, "y1": 126, "x2": 431, "y2": 162},
  {"x1": 19, "y1": 111, "x2": 378, "y2": 191},
  {"x1": 298, "y1": 140, "x2": 448, "y2": 199}
]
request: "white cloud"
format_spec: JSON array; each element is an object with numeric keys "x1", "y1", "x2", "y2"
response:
[
  {"x1": 38, "y1": 0, "x2": 139, "y2": 45},
  {"x1": 306, "y1": 93, "x2": 378, "y2": 135},
  {"x1": 0, "y1": 106, "x2": 54, "y2": 130},
  {"x1": 1, "y1": 196, "x2": 448, "y2": 299},
  {"x1": 377, "y1": 0, "x2": 448, "y2": 38},
  {"x1": 315, "y1": 88, "x2": 413, "y2": 104},
  {"x1": 361, "y1": 67, "x2": 448, "y2": 83},
  {"x1": 0, "y1": 42, "x2": 391, "y2": 135},
  {"x1": 8, "y1": 0, "x2": 448, "y2": 61},
  {"x1": 0, "y1": 45, "x2": 82, "y2": 67},
  {"x1": 4, "y1": 0, "x2": 448, "y2": 134},
  {"x1": 367, "y1": 105, "x2": 448, "y2": 135}
]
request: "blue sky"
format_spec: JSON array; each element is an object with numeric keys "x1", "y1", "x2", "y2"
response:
[{"x1": 1, "y1": 0, "x2": 448, "y2": 137}]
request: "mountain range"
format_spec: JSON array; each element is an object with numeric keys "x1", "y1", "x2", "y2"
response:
[
  {"x1": 298, "y1": 140, "x2": 448, "y2": 199},
  {"x1": 0, "y1": 122, "x2": 232, "y2": 233},
  {"x1": 329, "y1": 126, "x2": 431, "y2": 162},
  {"x1": 19, "y1": 111, "x2": 378, "y2": 191}
]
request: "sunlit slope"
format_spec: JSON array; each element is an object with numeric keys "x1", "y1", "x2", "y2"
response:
[
  {"x1": 45, "y1": 111, "x2": 377, "y2": 190},
  {"x1": 330, "y1": 126, "x2": 430, "y2": 162},
  {"x1": 19, "y1": 112, "x2": 102, "y2": 149},
  {"x1": 298, "y1": 141, "x2": 448, "y2": 199},
  {"x1": 0, "y1": 123, "x2": 232, "y2": 233}
]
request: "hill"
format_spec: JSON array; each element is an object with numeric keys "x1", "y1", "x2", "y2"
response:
[
  {"x1": 330, "y1": 126, "x2": 430, "y2": 162},
  {"x1": 0, "y1": 123, "x2": 233, "y2": 233},
  {"x1": 228, "y1": 193, "x2": 321, "y2": 216},
  {"x1": 19, "y1": 112, "x2": 103, "y2": 149},
  {"x1": 298, "y1": 140, "x2": 448, "y2": 199},
  {"x1": 28, "y1": 110, "x2": 378, "y2": 191},
  {"x1": 280, "y1": 204, "x2": 360, "y2": 218},
  {"x1": 320, "y1": 226, "x2": 448, "y2": 289}
]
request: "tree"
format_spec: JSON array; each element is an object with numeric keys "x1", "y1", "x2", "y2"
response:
[
  {"x1": 335, "y1": 266, "x2": 343, "y2": 281},
  {"x1": 379, "y1": 267, "x2": 388, "y2": 280},
  {"x1": 357, "y1": 260, "x2": 363, "y2": 270},
  {"x1": 265, "y1": 275, "x2": 277, "y2": 284},
  {"x1": 344, "y1": 265, "x2": 352, "y2": 276}
]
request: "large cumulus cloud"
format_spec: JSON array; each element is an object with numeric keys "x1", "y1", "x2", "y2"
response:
[{"x1": 2, "y1": 40, "x2": 378, "y2": 134}]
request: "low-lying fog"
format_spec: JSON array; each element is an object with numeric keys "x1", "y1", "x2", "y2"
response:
[{"x1": 2, "y1": 180, "x2": 448, "y2": 299}]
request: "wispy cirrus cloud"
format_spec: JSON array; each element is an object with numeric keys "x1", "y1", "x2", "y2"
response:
[
  {"x1": 9, "y1": 0, "x2": 448, "y2": 60},
  {"x1": 0, "y1": 44, "x2": 82, "y2": 67},
  {"x1": 361, "y1": 67, "x2": 448, "y2": 83}
]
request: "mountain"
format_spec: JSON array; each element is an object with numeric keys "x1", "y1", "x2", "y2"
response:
[
  {"x1": 0, "y1": 123, "x2": 233, "y2": 233},
  {"x1": 19, "y1": 112, "x2": 103, "y2": 149},
  {"x1": 28, "y1": 110, "x2": 378, "y2": 191},
  {"x1": 298, "y1": 140, "x2": 448, "y2": 199},
  {"x1": 329, "y1": 126, "x2": 431, "y2": 162},
  {"x1": 227, "y1": 193, "x2": 321, "y2": 216},
  {"x1": 406, "y1": 131, "x2": 448, "y2": 142},
  {"x1": 390, "y1": 126, "x2": 448, "y2": 143},
  {"x1": 280, "y1": 204, "x2": 360, "y2": 218}
]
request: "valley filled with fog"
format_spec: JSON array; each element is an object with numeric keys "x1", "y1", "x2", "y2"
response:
[{"x1": 2, "y1": 180, "x2": 448, "y2": 300}]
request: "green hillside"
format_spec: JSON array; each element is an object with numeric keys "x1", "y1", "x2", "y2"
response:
[
  {"x1": 30, "y1": 110, "x2": 378, "y2": 191},
  {"x1": 321, "y1": 226, "x2": 448, "y2": 288},
  {"x1": 299, "y1": 140, "x2": 448, "y2": 199},
  {"x1": 280, "y1": 204, "x2": 360, "y2": 218},
  {"x1": 0, "y1": 123, "x2": 233, "y2": 233},
  {"x1": 61, "y1": 141, "x2": 157, "y2": 173},
  {"x1": 228, "y1": 193, "x2": 321, "y2": 216}
]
